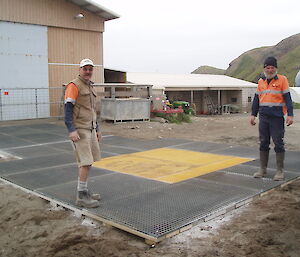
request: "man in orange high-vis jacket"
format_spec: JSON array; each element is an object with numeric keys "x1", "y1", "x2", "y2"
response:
[{"x1": 250, "y1": 56, "x2": 294, "y2": 181}]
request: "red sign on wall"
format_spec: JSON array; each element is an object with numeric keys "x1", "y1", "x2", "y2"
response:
[{"x1": 4, "y1": 92, "x2": 9, "y2": 95}]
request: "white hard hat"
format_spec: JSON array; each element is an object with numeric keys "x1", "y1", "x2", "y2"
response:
[{"x1": 80, "y1": 58, "x2": 94, "y2": 67}]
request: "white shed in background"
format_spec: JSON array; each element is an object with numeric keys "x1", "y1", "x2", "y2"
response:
[
  {"x1": 292, "y1": 70, "x2": 300, "y2": 103},
  {"x1": 295, "y1": 70, "x2": 300, "y2": 87},
  {"x1": 290, "y1": 87, "x2": 300, "y2": 103},
  {"x1": 0, "y1": 21, "x2": 49, "y2": 120},
  {"x1": 127, "y1": 72, "x2": 257, "y2": 114}
]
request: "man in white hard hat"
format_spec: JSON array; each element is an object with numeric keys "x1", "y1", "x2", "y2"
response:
[{"x1": 64, "y1": 58, "x2": 101, "y2": 208}]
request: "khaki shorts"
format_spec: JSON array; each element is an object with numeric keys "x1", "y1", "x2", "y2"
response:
[{"x1": 72, "y1": 129, "x2": 101, "y2": 167}]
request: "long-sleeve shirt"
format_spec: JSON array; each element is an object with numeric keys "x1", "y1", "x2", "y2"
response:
[{"x1": 251, "y1": 75, "x2": 294, "y2": 117}]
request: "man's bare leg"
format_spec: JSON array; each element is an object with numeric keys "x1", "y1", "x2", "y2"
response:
[
  {"x1": 79, "y1": 165, "x2": 90, "y2": 183},
  {"x1": 76, "y1": 165, "x2": 100, "y2": 208}
]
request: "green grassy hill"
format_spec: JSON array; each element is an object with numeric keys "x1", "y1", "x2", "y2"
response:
[
  {"x1": 192, "y1": 33, "x2": 300, "y2": 85},
  {"x1": 191, "y1": 65, "x2": 225, "y2": 75},
  {"x1": 226, "y1": 33, "x2": 300, "y2": 84}
]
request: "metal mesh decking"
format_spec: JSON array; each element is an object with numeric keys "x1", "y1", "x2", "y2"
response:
[{"x1": 0, "y1": 123, "x2": 299, "y2": 242}]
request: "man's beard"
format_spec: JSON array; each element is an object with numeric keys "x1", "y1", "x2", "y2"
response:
[{"x1": 264, "y1": 71, "x2": 277, "y2": 80}]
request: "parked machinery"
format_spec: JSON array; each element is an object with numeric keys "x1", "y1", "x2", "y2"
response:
[{"x1": 169, "y1": 101, "x2": 195, "y2": 115}]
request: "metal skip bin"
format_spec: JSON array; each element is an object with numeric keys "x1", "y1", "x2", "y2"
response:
[
  {"x1": 98, "y1": 83, "x2": 152, "y2": 123},
  {"x1": 100, "y1": 98, "x2": 151, "y2": 123}
]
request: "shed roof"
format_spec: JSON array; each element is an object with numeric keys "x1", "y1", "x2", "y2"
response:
[
  {"x1": 127, "y1": 72, "x2": 257, "y2": 90},
  {"x1": 68, "y1": 0, "x2": 119, "y2": 20}
]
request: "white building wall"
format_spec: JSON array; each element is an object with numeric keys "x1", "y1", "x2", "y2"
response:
[{"x1": 242, "y1": 88, "x2": 257, "y2": 113}]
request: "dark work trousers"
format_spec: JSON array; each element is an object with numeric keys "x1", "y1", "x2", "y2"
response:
[{"x1": 259, "y1": 114, "x2": 285, "y2": 153}]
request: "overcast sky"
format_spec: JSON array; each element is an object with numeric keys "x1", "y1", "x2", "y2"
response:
[{"x1": 97, "y1": 0, "x2": 299, "y2": 74}]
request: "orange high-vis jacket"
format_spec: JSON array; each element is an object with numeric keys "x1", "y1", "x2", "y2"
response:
[{"x1": 256, "y1": 74, "x2": 290, "y2": 115}]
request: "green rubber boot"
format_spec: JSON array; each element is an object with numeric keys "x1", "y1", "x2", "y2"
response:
[
  {"x1": 273, "y1": 152, "x2": 285, "y2": 181},
  {"x1": 253, "y1": 151, "x2": 269, "y2": 178}
]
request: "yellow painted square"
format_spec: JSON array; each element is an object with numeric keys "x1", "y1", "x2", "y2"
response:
[{"x1": 93, "y1": 148, "x2": 253, "y2": 183}]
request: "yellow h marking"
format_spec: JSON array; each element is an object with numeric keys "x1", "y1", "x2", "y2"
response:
[{"x1": 93, "y1": 148, "x2": 252, "y2": 183}]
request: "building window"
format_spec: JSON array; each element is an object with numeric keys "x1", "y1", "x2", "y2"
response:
[
  {"x1": 248, "y1": 96, "x2": 252, "y2": 102},
  {"x1": 231, "y1": 97, "x2": 237, "y2": 103}
]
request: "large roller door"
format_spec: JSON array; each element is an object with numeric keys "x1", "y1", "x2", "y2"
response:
[{"x1": 0, "y1": 21, "x2": 49, "y2": 120}]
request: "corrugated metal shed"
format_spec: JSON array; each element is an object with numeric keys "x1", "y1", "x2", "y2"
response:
[
  {"x1": 0, "y1": 21, "x2": 49, "y2": 120},
  {"x1": 0, "y1": 0, "x2": 119, "y2": 121},
  {"x1": 127, "y1": 73, "x2": 258, "y2": 90}
]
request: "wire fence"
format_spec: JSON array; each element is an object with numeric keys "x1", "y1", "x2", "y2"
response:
[
  {"x1": 0, "y1": 84, "x2": 153, "y2": 121},
  {"x1": 0, "y1": 87, "x2": 64, "y2": 121}
]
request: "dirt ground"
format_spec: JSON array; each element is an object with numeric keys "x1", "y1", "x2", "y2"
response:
[
  {"x1": 100, "y1": 110, "x2": 300, "y2": 151},
  {"x1": 1, "y1": 110, "x2": 300, "y2": 257}
]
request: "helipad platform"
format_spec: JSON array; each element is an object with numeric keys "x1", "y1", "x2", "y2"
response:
[{"x1": 0, "y1": 123, "x2": 299, "y2": 244}]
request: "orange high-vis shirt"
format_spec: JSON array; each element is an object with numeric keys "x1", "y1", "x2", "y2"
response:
[
  {"x1": 256, "y1": 74, "x2": 289, "y2": 114},
  {"x1": 64, "y1": 83, "x2": 79, "y2": 104}
]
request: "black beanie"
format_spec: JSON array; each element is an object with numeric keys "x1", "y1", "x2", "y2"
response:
[{"x1": 264, "y1": 56, "x2": 277, "y2": 68}]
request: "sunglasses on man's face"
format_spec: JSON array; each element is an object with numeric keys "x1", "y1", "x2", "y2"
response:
[{"x1": 82, "y1": 67, "x2": 93, "y2": 72}]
